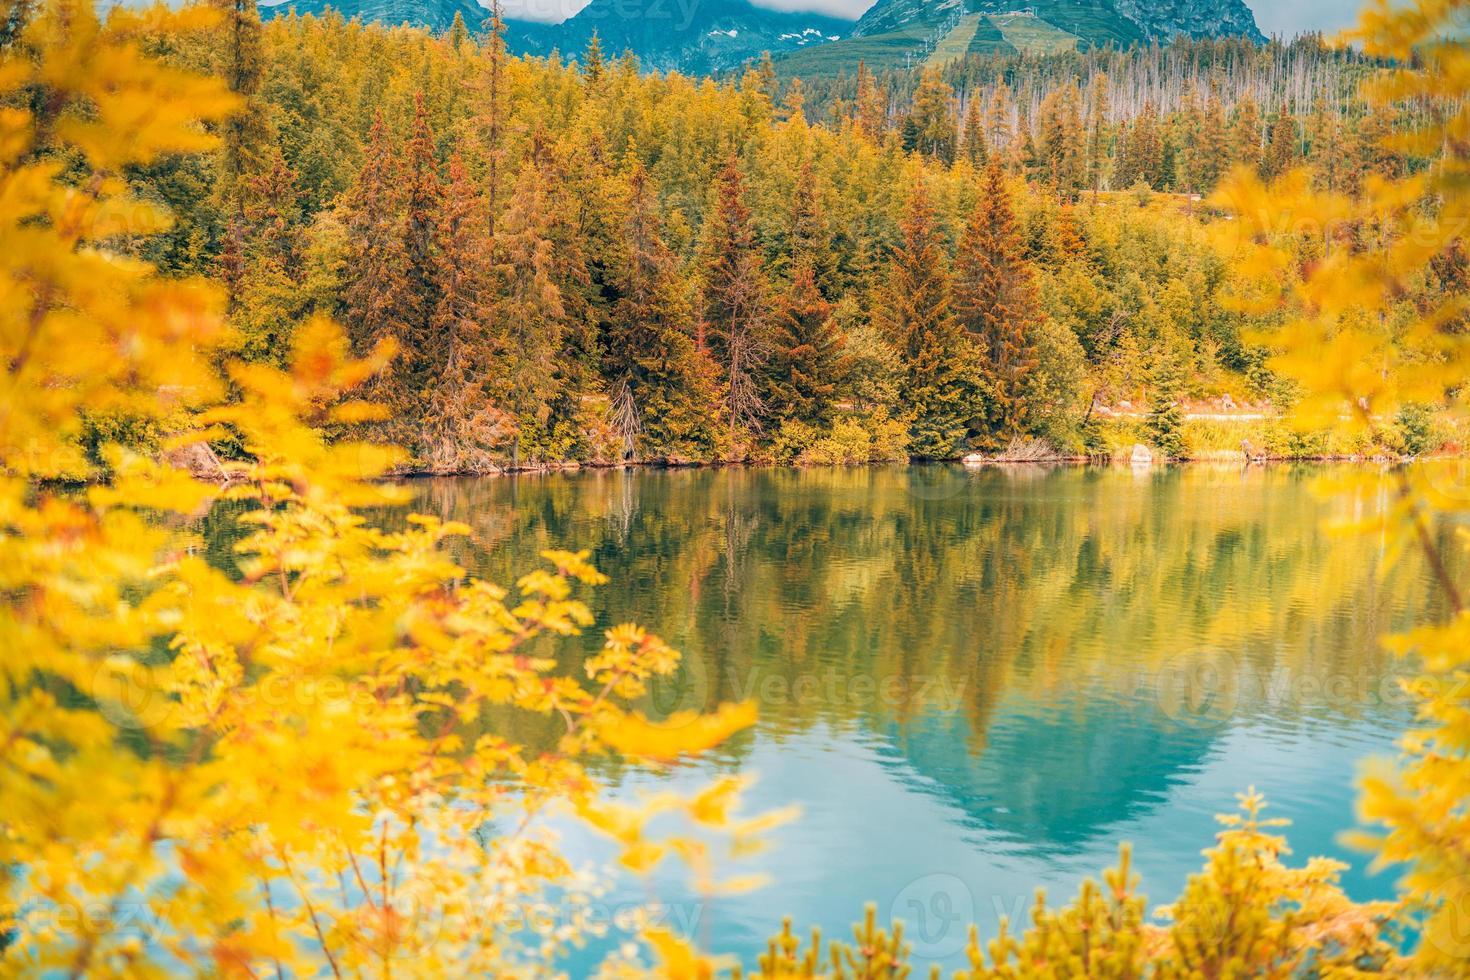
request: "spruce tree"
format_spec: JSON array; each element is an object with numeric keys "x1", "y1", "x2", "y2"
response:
[
  {"x1": 531, "y1": 142, "x2": 600, "y2": 425},
  {"x1": 341, "y1": 112, "x2": 409, "y2": 368},
  {"x1": 855, "y1": 60, "x2": 885, "y2": 139},
  {"x1": 1055, "y1": 203, "x2": 1086, "y2": 263},
  {"x1": 765, "y1": 259, "x2": 848, "y2": 429},
  {"x1": 207, "y1": 0, "x2": 267, "y2": 307},
  {"x1": 1086, "y1": 72, "x2": 1109, "y2": 197},
  {"x1": 874, "y1": 177, "x2": 977, "y2": 459},
  {"x1": 756, "y1": 52, "x2": 779, "y2": 104},
  {"x1": 1308, "y1": 97, "x2": 1344, "y2": 191},
  {"x1": 1263, "y1": 106, "x2": 1299, "y2": 179},
  {"x1": 235, "y1": 148, "x2": 304, "y2": 364},
  {"x1": 605, "y1": 160, "x2": 721, "y2": 461},
  {"x1": 784, "y1": 159, "x2": 838, "y2": 297},
  {"x1": 1061, "y1": 83, "x2": 1087, "y2": 194},
  {"x1": 782, "y1": 77, "x2": 806, "y2": 124},
  {"x1": 1111, "y1": 119, "x2": 1137, "y2": 189},
  {"x1": 1354, "y1": 105, "x2": 1403, "y2": 186},
  {"x1": 484, "y1": 0, "x2": 507, "y2": 232},
  {"x1": 207, "y1": 0, "x2": 267, "y2": 204},
  {"x1": 1038, "y1": 83, "x2": 1084, "y2": 195},
  {"x1": 424, "y1": 154, "x2": 507, "y2": 473},
  {"x1": 583, "y1": 30, "x2": 604, "y2": 83},
  {"x1": 1193, "y1": 93, "x2": 1230, "y2": 192},
  {"x1": 986, "y1": 85, "x2": 1012, "y2": 152},
  {"x1": 243, "y1": 148, "x2": 300, "y2": 277},
  {"x1": 906, "y1": 69, "x2": 957, "y2": 162},
  {"x1": 1128, "y1": 103, "x2": 1164, "y2": 188},
  {"x1": 1233, "y1": 94, "x2": 1263, "y2": 174},
  {"x1": 490, "y1": 161, "x2": 570, "y2": 463},
  {"x1": 954, "y1": 164, "x2": 1041, "y2": 444},
  {"x1": 397, "y1": 93, "x2": 444, "y2": 416},
  {"x1": 960, "y1": 95, "x2": 988, "y2": 169},
  {"x1": 701, "y1": 155, "x2": 769, "y2": 452},
  {"x1": 1146, "y1": 350, "x2": 1187, "y2": 459},
  {"x1": 1171, "y1": 88, "x2": 1199, "y2": 192}
]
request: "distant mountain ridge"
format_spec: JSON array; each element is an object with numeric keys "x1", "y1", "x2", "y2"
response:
[
  {"x1": 261, "y1": 0, "x2": 1264, "y2": 76},
  {"x1": 261, "y1": 0, "x2": 848, "y2": 73},
  {"x1": 515, "y1": 0, "x2": 851, "y2": 74},
  {"x1": 851, "y1": 0, "x2": 1262, "y2": 44},
  {"x1": 261, "y1": 0, "x2": 506, "y2": 34},
  {"x1": 778, "y1": 0, "x2": 1264, "y2": 75}
]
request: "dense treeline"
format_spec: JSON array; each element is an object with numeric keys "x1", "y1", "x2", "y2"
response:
[
  {"x1": 115, "y1": 2, "x2": 1444, "y2": 470},
  {"x1": 797, "y1": 35, "x2": 1390, "y2": 129},
  {"x1": 869, "y1": 38, "x2": 1419, "y2": 198}
]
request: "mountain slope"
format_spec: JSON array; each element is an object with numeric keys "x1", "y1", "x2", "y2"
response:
[
  {"x1": 261, "y1": 0, "x2": 560, "y2": 44},
  {"x1": 860, "y1": 0, "x2": 1263, "y2": 45},
  {"x1": 514, "y1": 0, "x2": 851, "y2": 74},
  {"x1": 264, "y1": 0, "x2": 850, "y2": 75},
  {"x1": 779, "y1": 0, "x2": 1261, "y2": 75},
  {"x1": 850, "y1": 0, "x2": 963, "y2": 37},
  {"x1": 1109, "y1": 0, "x2": 1263, "y2": 43},
  {"x1": 263, "y1": 0, "x2": 1264, "y2": 78},
  {"x1": 850, "y1": 0, "x2": 1146, "y2": 46},
  {"x1": 266, "y1": 0, "x2": 469, "y2": 33}
]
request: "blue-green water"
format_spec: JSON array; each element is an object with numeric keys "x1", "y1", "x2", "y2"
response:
[{"x1": 408, "y1": 463, "x2": 1445, "y2": 971}]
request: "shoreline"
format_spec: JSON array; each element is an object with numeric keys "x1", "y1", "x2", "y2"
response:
[{"x1": 388, "y1": 451, "x2": 1434, "y2": 480}]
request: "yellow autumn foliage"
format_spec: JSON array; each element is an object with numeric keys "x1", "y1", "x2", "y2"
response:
[
  {"x1": 0, "y1": 2, "x2": 770, "y2": 976},
  {"x1": 1208, "y1": 0, "x2": 1470, "y2": 970}
]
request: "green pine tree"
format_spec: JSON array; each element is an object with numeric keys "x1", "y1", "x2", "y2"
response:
[
  {"x1": 764, "y1": 259, "x2": 849, "y2": 429},
  {"x1": 1146, "y1": 350, "x2": 1187, "y2": 460},
  {"x1": 701, "y1": 155, "x2": 769, "y2": 453},
  {"x1": 873, "y1": 177, "x2": 978, "y2": 459},
  {"x1": 604, "y1": 160, "x2": 721, "y2": 462},
  {"x1": 424, "y1": 153, "x2": 507, "y2": 473},
  {"x1": 954, "y1": 164, "x2": 1040, "y2": 445},
  {"x1": 583, "y1": 30, "x2": 604, "y2": 84},
  {"x1": 782, "y1": 159, "x2": 839, "y2": 298}
]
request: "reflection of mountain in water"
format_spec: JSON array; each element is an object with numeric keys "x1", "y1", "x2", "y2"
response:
[{"x1": 877, "y1": 696, "x2": 1217, "y2": 854}]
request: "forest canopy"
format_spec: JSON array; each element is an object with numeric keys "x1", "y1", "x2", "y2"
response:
[{"x1": 103, "y1": 3, "x2": 1454, "y2": 470}]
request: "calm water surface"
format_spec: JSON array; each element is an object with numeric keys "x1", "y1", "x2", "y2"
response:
[{"x1": 404, "y1": 463, "x2": 1447, "y2": 971}]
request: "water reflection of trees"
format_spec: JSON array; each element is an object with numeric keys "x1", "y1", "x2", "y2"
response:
[
  {"x1": 409, "y1": 464, "x2": 1448, "y2": 820},
  {"x1": 878, "y1": 698, "x2": 1217, "y2": 854}
]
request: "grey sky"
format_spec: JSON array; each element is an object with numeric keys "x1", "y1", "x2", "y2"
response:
[
  {"x1": 502, "y1": 0, "x2": 1362, "y2": 33},
  {"x1": 1247, "y1": 0, "x2": 1359, "y2": 37}
]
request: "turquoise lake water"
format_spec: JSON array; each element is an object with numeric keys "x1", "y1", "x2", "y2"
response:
[{"x1": 402, "y1": 463, "x2": 1449, "y2": 972}]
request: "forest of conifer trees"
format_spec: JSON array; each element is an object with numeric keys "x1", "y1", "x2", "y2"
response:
[{"x1": 112, "y1": 1, "x2": 1451, "y2": 471}]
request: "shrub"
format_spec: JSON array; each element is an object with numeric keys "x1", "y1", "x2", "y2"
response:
[{"x1": 1393, "y1": 403, "x2": 1436, "y2": 457}]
